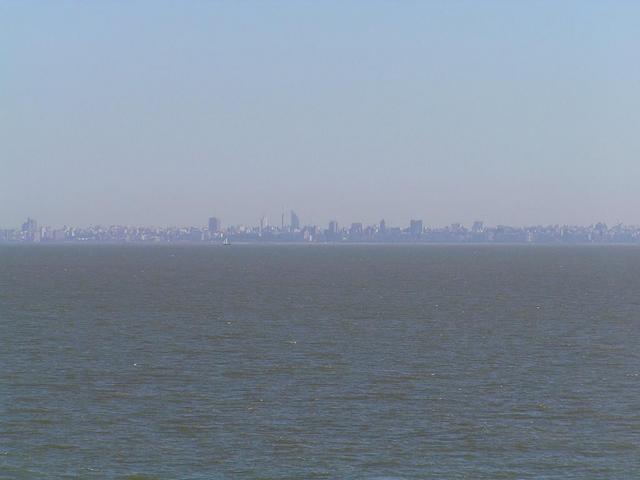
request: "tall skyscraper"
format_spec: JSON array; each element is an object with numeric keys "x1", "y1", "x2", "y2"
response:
[
  {"x1": 290, "y1": 211, "x2": 300, "y2": 232},
  {"x1": 22, "y1": 217, "x2": 37, "y2": 232},
  {"x1": 208, "y1": 217, "x2": 221, "y2": 233},
  {"x1": 379, "y1": 219, "x2": 387, "y2": 234},
  {"x1": 409, "y1": 219, "x2": 423, "y2": 237},
  {"x1": 21, "y1": 217, "x2": 40, "y2": 242},
  {"x1": 328, "y1": 220, "x2": 338, "y2": 235}
]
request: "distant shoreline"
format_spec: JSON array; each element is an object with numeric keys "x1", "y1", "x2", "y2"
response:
[{"x1": 3, "y1": 241, "x2": 640, "y2": 247}]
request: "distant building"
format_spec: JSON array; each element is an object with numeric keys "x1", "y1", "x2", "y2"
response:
[
  {"x1": 328, "y1": 220, "x2": 338, "y2": 235},
  {"x1": 208, "y1": 217, "x2": 221, "y2": 233},
  {"x1": 379, "y1": 219, "x2": 387, "y2": 234},
  {"x1": 189, "y1": 228, "x2": 204, "y2": 241},
  {"x1": 260, "y1": 216, "x2": 269, "y2": 234},
  {"x1": 302, "y1": 225, "x2": 317, "y2": 242},
  {"x1": 22, "y1": 217, "x2": 37, "y2": 233},
  {"x1": 21, "y1": 217, "x2": 40, "y2": 242},
  {"x1": 53, "y1": 229, "x2": 66, "y2": 241},
  {"x1": 290, "y1": 211, "x2": 300, "y2": 232},
  {"x1": 350, "y1": 222, "x2": 363, "y2": 236},
  {"x1": 409, "y1": 219, "x2": 423, "y2": 237}
]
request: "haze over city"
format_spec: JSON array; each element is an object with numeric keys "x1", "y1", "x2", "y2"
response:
[
  {"x1": 2, "y1": 1, "x2": 639, "y2": 228},
  {"x1": 5, "y1": 3, "x2": 640, "y2": 479}
]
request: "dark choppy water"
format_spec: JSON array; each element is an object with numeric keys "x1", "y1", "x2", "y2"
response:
[{"x1": 1, "y1": 245, "x2": 640, "y2": 479}]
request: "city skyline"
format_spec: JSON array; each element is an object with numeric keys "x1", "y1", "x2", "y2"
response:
[
  {"x1": 4, "y1": 214, "x2": 640, "y2": 245},
  {"x1": 5, "y1": 206, "x2": 640, "y2": 232},
  {"x1": 4, "y1": 211, "x2": 640, "y2": 231}
]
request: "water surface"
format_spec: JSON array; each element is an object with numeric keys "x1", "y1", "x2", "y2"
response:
[{"x1": 1, "y1": 245, "x2": 639, "y2": 478}]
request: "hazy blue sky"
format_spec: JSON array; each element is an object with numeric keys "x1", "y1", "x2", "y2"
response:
[{"x1": 2, "y1": 1, "x2": 639, "y2": 228}]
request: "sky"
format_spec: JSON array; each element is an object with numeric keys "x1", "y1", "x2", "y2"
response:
[{"x1": 2, "y1": 1, "x2": 640, "y2": 229}]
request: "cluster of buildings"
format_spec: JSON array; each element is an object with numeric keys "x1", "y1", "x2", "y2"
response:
[{"x1": 3, "y1": 215, "x2": 640, "y2": 245}]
